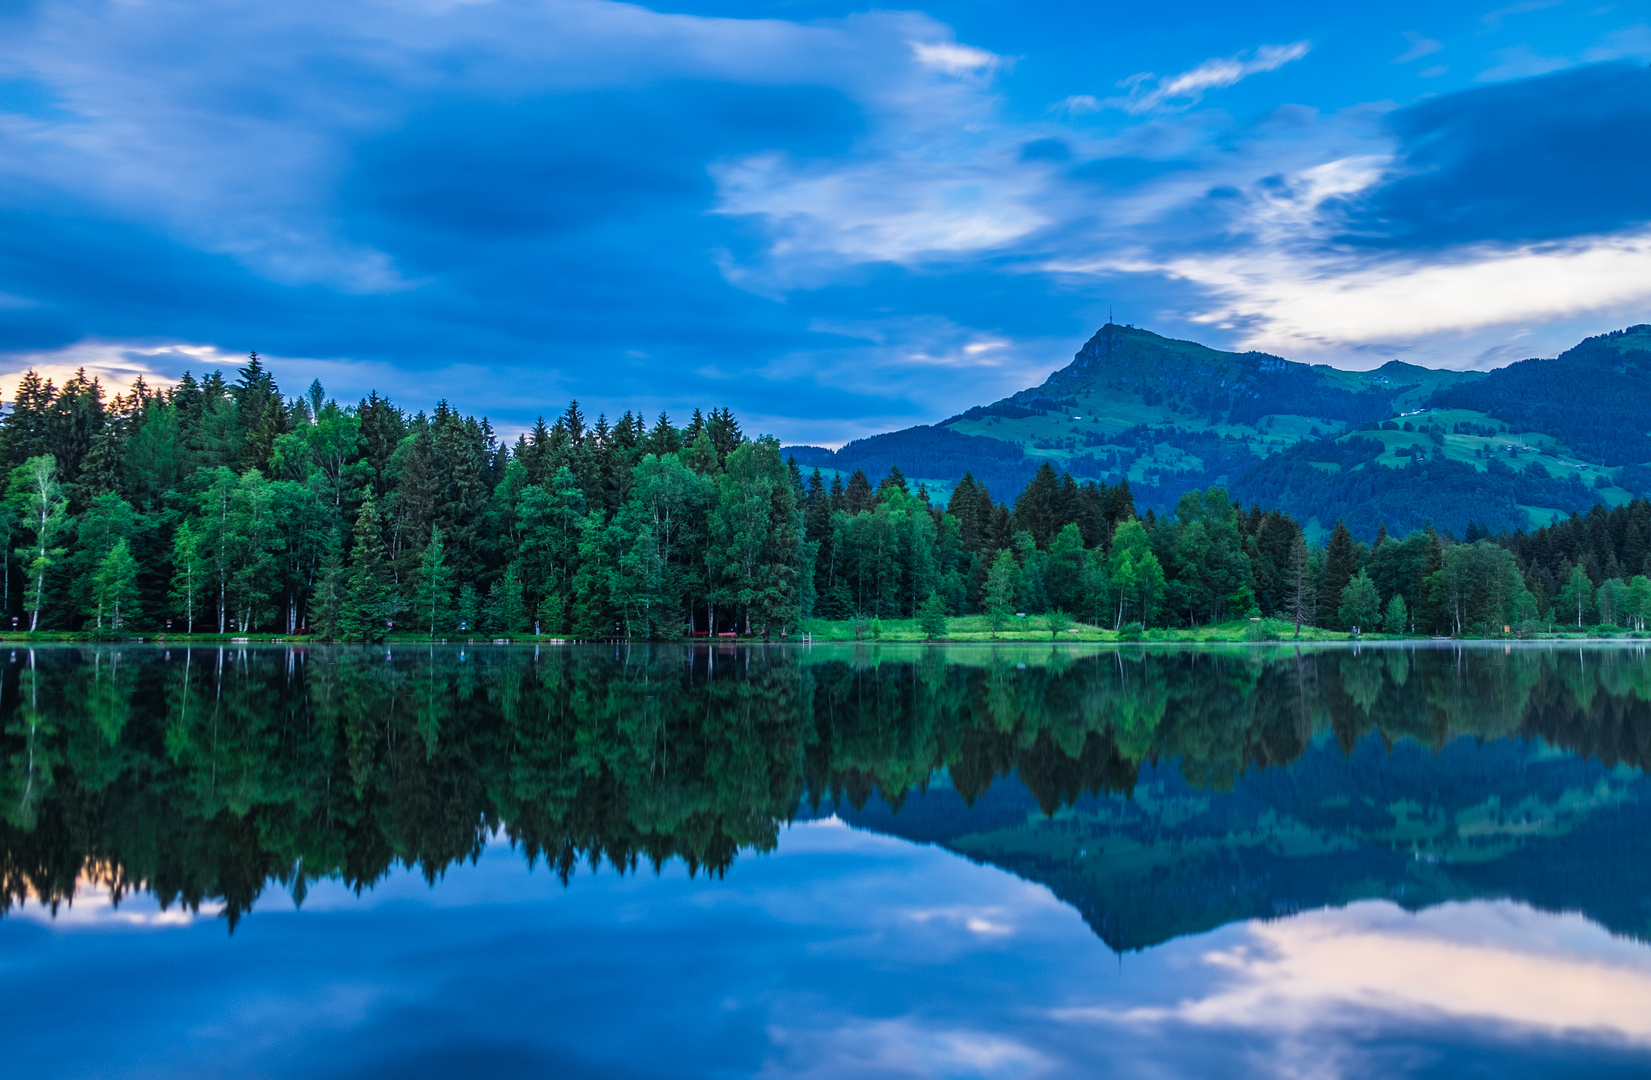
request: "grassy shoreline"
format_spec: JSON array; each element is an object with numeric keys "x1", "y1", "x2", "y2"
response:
[{"x1": 2, "y1": 615, "x2": 1647, "y2": 645}]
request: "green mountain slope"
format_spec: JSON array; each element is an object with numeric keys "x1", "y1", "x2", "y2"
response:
[{"x1": 788, "y1": 323, "x2": 1651, "y2": 537}]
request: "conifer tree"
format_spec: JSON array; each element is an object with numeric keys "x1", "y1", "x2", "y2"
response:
[
  {"x1": 457, "y1": 583, "x2": 480, "y2": 633},
  {"x1": 1321, "y1": 521, "x2": 1358, "y2": 626},
  {"x1": 917, "y1": 592, "x2": 948, "y2": 640},
  {"x1": 342, "y1": 499, "x2": 393, "y2": 641},
  {"x1": 312, "y1": 528, "x2": 346, "y2": 640},
  {"x1": 414, "y1": 526, "x2": 453, "y2": 637},
  {"x1": 486, "y1": 563, "x2": 527, "y2": 635}
]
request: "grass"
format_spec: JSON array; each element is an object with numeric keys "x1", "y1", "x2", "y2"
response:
[
  {"x1": 3, "y1": 617, "x2": 1644, "y2": 646},
  {"x1": 800, "y1": 615, "x2": 1358, "y2": 643}
]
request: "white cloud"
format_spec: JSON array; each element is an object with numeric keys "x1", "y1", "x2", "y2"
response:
[
  {"x1": 1106, "y1": 42, "x2": 1312, "y2": 114},
  {"x1": 1120, "y1": 228, "x2": 1651, "y2": 361},
  {"x1": 910, "y1": 40, "x2": 1002, "y2": 78},
  {"x1": 1057, "y1": 901, "x2": 1651, "y2": 1044}
]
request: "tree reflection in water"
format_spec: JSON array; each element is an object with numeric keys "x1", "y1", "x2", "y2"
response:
[{"x1": 2, "y1": 642, "x2": 1649, "y2": 944}]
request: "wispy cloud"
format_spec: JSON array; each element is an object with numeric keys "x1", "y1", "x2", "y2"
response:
[
  {"x1": 1103, "y1": 42, "x2": 1312, "y2": 114},
  {"x1": 1392, "y1": 30, "x2": 1444, "y2": 63},
  {"x1": 1481, "y1": 0, "x2": 1565, "y2": 31}
]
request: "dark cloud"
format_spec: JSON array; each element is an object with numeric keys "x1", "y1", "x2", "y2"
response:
[{"x1": 1338, "y1": 61, "x2": 1651, "y2": 247}]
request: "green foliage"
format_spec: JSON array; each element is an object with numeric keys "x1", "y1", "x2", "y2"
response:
[
  {"x1": 917, "y1": 592, "x2": 948, "y2": 639},
  {"x1": 1045, "y1": 609, "x2": 1073, "y2": 639},
  {"x1": 88, "y1": 539, "x2": 140, "y2": 634},
  {"x1": 1338, "y1": 571, "x2": 1382, "y2": 633},
  {"x1": 486, "y1": 563, "x2": 528, "y2": 635},
  {"x1": 312, "y1": 529, "x2": 345, "y2": 640},
  {"x1": 455, "y1": 583, "x2": 480, "y2": 633},
  {"x1": 342, "y1": 498, "x2": 393, "y2": 641},
  {"x1": 413, "y1": 526, "x2": 453, "y2": 637},
  {"x1": 1383, "y1": 593, "x2": 1409, "y2": 634},
  {"x1": 1555, "y1": 563, "x2": 1594, "y2": 628},
  {"x1": 984, "y1": 549, "x2": 1017, "y2": 636},
  {"x1": 8, "y1": 455, "x2": 68, "y2": 631},
  {"x1": 6, "y1": 348, "x2": 1651, "y2": 643}
]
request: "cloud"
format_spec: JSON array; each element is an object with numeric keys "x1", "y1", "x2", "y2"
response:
[
  {"x1": 1060, "y1": 901, "x2": 1651, "y2": 1043},
  {"x1": 1146, "y1": 225, "x2": 1651, "y2": 358},
  {"x1": 1342, "y1": 62, "x2": 1651, "y2": 246},
  {"x1": 1480, "y1": 0, "x2": 1565, "y2": 31},
  {"x1": 1104, "y1": 42, "x2": 1312, "y2": 114},
  {"x1": 910, "y1": 40, "x2": 1003, "y2": 78},
  {"x1": 1392, "y1": 30, "x2": 1444, "y2": 63}
]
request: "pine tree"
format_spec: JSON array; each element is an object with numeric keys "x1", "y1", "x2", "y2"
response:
[
  {"x1": 413, "y1": 526, "x2": 453, "y2": 637},
  {"x1": 341, "y1": 498, "x2": 392, "y2": 641},
  {"x1": 312, "y1": 528, "x2": 346, "y2": 640},
  {"x1": 917, "y1": 592, "x2": 948, "y2": 640},
  {"x1": 457, "y1": 583, "x2": 480, "y2": 633},
  {"x1": 1321, "y1": 521, "x2": 1358, "y2": 626},
  {"x1": 486, "y1": 563, "x2": 527, "y2": 635}
]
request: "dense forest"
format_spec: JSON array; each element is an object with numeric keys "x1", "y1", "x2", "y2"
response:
[{"x1": 2, "y1": 356, "x2": 1649, "y2": 640}]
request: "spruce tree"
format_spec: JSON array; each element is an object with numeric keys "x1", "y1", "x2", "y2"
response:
[
  {"x1": 917, "y1": 592, "x2": 948, "y2": 640},
  {"x1": 413, "y1": 526, "x2": 453, "y2": 637},
  {"x1": 1321, "y1": 521, "x2": 1358, "y2": 625},
  {"x1": 342, "y1": 499, "x2": 392, "y2": 641},
  {"x1": 313, "y1": 528, "x2": 346, "y2": 640}
]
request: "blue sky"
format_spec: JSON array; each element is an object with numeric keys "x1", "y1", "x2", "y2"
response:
[{"x1": 0, "y1": 0, "x2": 1647, "y2": 443}]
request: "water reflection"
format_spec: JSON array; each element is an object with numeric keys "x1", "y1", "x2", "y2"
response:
[{"x1": 1, "y1": 642, "x2": 1650, "y2": 950}]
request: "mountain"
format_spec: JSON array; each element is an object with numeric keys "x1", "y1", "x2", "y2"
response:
[
  {"x1": 787, "y1": 323, "x2": 1651, "y2": 537},
  {"x1": 820, "y1": 734, "x2": 1651, "y2": 952}
]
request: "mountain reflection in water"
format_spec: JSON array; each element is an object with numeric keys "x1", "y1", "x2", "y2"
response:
[{"x1": 3, "y1": 642, "x2": 1650, "y2": 951}]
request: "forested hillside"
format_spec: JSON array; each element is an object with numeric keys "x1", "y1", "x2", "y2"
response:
[{"x1": 789, "y1": 323, "x2": 1651, "y2": 536}]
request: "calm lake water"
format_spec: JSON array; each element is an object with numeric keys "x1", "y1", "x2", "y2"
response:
[{"x1": 5, "y1": 642, "x2": 1651, "y2": 1079}]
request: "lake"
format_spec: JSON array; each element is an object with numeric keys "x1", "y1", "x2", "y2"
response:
[{"x1": 4, "y1": 642, "x2": 1651, "y2": 1078}]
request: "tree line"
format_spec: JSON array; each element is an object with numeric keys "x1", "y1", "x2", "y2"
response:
[{"x1": 0, "y1": 356, "x2": 1648, "y2": 639}]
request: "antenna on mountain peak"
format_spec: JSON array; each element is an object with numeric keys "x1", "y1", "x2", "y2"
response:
[{"x1": 1109, "y1": 304, "x2": 1114, "y2": 326}]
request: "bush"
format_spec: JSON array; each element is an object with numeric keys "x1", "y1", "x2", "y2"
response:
[{"x1": 1119, "y1": 621, "x2": 1144, "y2": 641}]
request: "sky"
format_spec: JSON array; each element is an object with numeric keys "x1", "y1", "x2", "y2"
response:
[
  {"x1": 7, "y1": 821, "x2": 1651, "y2": 1078},
  {"x1": 0, "y1": 0, "x2": 1647, "y2": 444}
]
